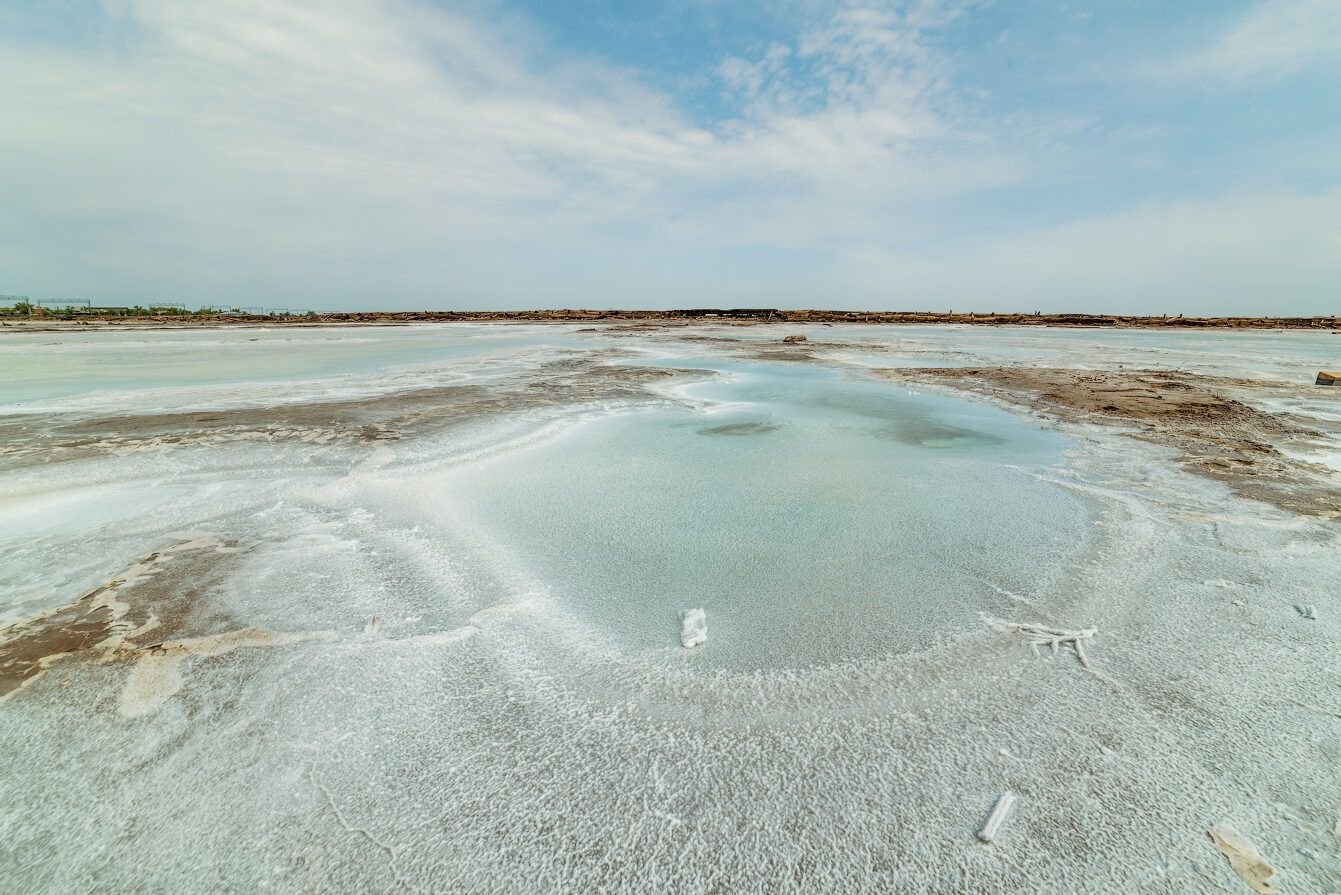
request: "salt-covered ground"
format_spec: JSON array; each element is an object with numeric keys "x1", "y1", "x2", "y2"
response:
[{"x1": 1, "y1": 323, "x2": 1337, "y2": 893}]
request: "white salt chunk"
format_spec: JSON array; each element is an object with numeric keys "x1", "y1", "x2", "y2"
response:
[
  {"x1": 977, "y1": 791, "x2": 1017, "y2": 844},
  {"x1": 681, "y1": 608, "x2": 707, "y2": 648}
]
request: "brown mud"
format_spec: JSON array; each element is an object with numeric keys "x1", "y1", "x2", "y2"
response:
[
  {"x1": 0, "y1": 535, "x2": 248, "y2": 700},
  {"x1": 878, "y1": 366, "x2": 1341, "y2": 518},
  {"x1": 0, "y1": 534, "x2": 338, "y2": 714},
  {"x1": 4, "y1": 309, "x2": 1339, "y2": 331},
  {"x1": 0, "y1": 352, "x2": 700, "y2": 470}
]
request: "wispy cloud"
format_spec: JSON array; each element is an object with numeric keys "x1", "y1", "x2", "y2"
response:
[
  {"x1": 2, "y1": 1, "x2": 1020, "y2": 281},
  {"x1": 0, "y1": 0, "x2": 1337, "y2": 311},
  {"x1": 1156, "y1": 0, "x2": 1341, "y2": 86}
]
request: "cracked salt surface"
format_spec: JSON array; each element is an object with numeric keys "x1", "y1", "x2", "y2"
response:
[{"x1": 1, "y1": 325, "x2": 1338, "y2": 893}]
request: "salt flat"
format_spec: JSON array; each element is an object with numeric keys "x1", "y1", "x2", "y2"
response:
[{"x1": 1, "y1": 323, "x2": 1337, "y2": 893}]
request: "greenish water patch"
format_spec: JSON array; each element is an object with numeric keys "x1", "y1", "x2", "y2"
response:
[
  {"x1": 430, "y1": 357, "x2": 1086, "y2": 670},
  {"x1": 698, "y1": 420, "x2": 781, "y2": 436},
  {"x1": 878, "y1": 418, "x2": 1007, "y2": 449}
]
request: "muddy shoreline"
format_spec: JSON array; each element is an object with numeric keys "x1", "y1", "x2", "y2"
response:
[
  {"x1": 878, "y1": 366, "x2": 1341, "y2": 518},
  {"x1": 3, "y1": 309, "x2": 1339, "y2": 332},
  {"x1": 0, "y1": 352, "x2": 700, "y2": 470}
]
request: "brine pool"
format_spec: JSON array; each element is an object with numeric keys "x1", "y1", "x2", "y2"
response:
[
  {"x1": 425, "y1": 359, "x2": 1082, "y2": 670},
  {"x1": 1, "y1": 323, "x2": 1337, "y2": 893}
]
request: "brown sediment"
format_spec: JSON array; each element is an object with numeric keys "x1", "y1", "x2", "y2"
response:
[
  {"x1": 877, "y1": 366, "x2": 1341, "y2": 518},
  {"x1": 646, "y1": 330, "x2": 883, "y2": 364},
  {"x1": 0, "y1": 352, "x2": 704, "y2": 470},
  {"x1": 1, "y1": 534, "x2": 340, "y2": 715},
  {"x1": 738, "y1": 343, "x2": 831, "y2": 363},
  {"x1": 3, "y1": 309, "x2": 1339, "y2": 330},
  {"x1": 0, "y1": 603, "x2": 116, "y2": 698},
  {"x1": 0, "y1": 534, "x2": 251, "y2": 701}
]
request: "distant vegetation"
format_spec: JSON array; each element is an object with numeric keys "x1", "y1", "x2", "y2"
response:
[{"x1": 0, "y1": 298, "x2": 313, "y2": 318}]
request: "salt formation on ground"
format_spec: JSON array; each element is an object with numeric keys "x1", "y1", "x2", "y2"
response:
[
  {"x1": 983, "y1": 616, "x2": 1097, "y2": 669},
  {"x1": 680, "y1": 608, "x2": 707, "y2": 648},
  {"x1": 1, "y1": 324, "x2": 1337, "y2": 893},
  {"x1": 977, "y1": 791, "x2": 1017, "y2": 844}
]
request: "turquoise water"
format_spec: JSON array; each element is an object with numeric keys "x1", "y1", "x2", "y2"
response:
[
  {"x1": 431, "y1": 359, "x2": 1083, "y2": 668},
  {"x1": 0, "y1": 324, "x2": 595, "y2": 408}
]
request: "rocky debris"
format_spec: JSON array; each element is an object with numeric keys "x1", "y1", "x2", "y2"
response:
[
  {"x1": 879, "y1": 366, "x2": 1341, "y2": 519},
  {"x1": 782, "y1": 334, "x2": 808, "y2": 343}
]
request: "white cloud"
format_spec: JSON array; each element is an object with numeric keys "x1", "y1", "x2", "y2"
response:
[
  {"x1": 845, "y1": 189, "x2": 1341, "y2": 315},
  {"x1": 0, "y1": 0, "x2": 1336, "y2": 312},
  {"x1": 3, "y1": 2, "x2": 1001, "y2": 219},
  {"x1": 2, "y1": 0, "x2": 1036, "y2": 306},
  {"x1": 1159, "y1": 0, "x2": 1341, "y2": 86}
]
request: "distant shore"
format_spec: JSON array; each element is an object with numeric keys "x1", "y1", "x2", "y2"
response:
[{"x1": 2, "y1": 308, "x2": 1338, "y2": 331}]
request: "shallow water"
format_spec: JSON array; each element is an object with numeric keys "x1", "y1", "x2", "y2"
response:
[
  {"x1": 0, "y1": 323, "x2": 596, "y2": 410},
  {"x1": 429, "y1": 359, "x2": 1082, "y2": 669},
  {"x1": 1, "y1": 323, "x2": 1337, "y2": 894}
]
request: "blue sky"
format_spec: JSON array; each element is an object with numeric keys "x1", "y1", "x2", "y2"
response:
[{"x1": 1, "y1": 0, "x2": 1338, "y2": 313}]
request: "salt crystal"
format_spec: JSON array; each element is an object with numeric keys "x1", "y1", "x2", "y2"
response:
[{"x1": 681, "y1": 608, "x2": 707, "y2": 648}]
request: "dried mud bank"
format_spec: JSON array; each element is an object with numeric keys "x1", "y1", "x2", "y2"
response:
[
  {"x1": 4, "y1": 309, "x2": 1340, "y2": 332},
  {"x1": 878, "y1": 366, "x2": 1341, "y2": 518},
  {"x1": 605, "y1": 326, "x2": 887, "y2": 364},
  {"x1": 1, "y1": 536, "x2": 298, "y2": 701},
  {"x1": 0, "y1": 353, "x2": 699, "y2": 470},
  {"x1": 0, "y1": 534, "x2": 344, "y2": 717}
]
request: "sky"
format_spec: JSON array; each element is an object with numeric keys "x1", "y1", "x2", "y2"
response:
[{"x1": 1, "y1": 0, "x2": 1338, "y2": 313}]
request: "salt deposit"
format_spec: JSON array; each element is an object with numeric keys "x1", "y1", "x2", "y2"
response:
[
  {"x1": 1, "y1": 323, "x2": 1337, "y2": 893},
  {"x1": 681, "y1": 608, "x2": 707, "y2": 648}
]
